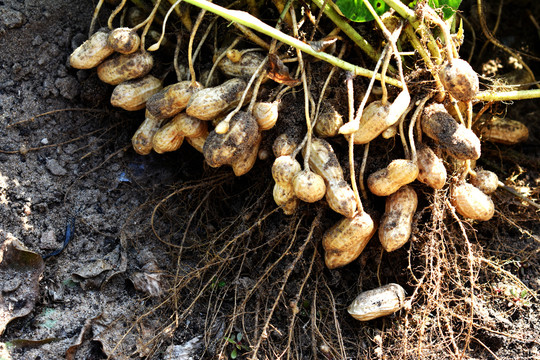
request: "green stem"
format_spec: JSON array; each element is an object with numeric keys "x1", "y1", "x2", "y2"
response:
[
  {"x1": 475, "y1": 89, "x2": 540, "y2": 102},
  {"x1": 180, "y1": 0, "x2": 403, "y2": 87},
  {"x1": 310, "y1": 0, "x2": 379, "y2": 63}
]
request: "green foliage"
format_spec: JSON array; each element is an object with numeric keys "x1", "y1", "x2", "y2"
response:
[
  {"x1": 409, "y1": 0, "x2": 462, "y2": 19},
  {"x1": 335, "y1": 0, "x2": 388, "y2": 22},
  {"x1": 224, "y1": 332, "x2": 250, "y2": 359}
]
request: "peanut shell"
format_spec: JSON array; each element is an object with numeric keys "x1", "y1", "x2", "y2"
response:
[
  {"x1": 379, "y1": 186, "x2": 418, "y2": 252},
  {"x1": 348, "y1": 283, "x2": 406, "y2": 321},
  {"x1": 110, "y1": 75, "x2": 162, "y2": 111}
]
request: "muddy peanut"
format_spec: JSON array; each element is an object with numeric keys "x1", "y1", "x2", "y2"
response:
[
  {"x1": 108, "y1": 27, "x2": 140, "y2": 54},
  {"x1": 422, "y1": 103, "x2": 481, "y2": 160},
  {"x1": 307, "y1": 138, "x2": 357, "y2": 218},
  {"x1": 348, "y1": 283, "x2": 406, "y2": 321},
  {"x1": 368, "y1": 159, "x2": 419, "y2": 197},
  {"x1": 292, "y1": 170, "x2": 326, "y2": 203},
  {"x1": 439, "y1": 59, "x2": 479, "y2": 102},
  {"x1": 479, "y1": 116, "x2": 529, "y2": 145},
  {"x1": 272, "y1": 133, "x2": 300, "y2": 157},
  {"x1": 146, "y1": 81, "x2": 204, "y2": 119},
  {"x1": 322, "y1": 211, "x2": 376, "y2": 269},
  {"x1": 379, "y1": 186, "x2": 417, "y2": 252},
  {"x1": 416, "y1": 144, "x2": 447, "y2": 190},
  {"x1": 231, "y1": 132, "x2": 261, "y2": 176},
  {"x1": 110, "y1": 75, "x2": 162, "y2": 111},
  {"x1": 132, "y1": 110, "x2": 166, "y2": 155},
  {"x1": 187, "y1": 78, "x2": 248, "y2": 121},
  {"x1": 470, "y1": 170, "x2": 498, "y2": 195},
  {"x1": 451, "y1": 182, "x2": 495, "y2": 221},
  {"x1": 97, "y1": 50, "x2": 153, "y2": 85},
  {"x1": 203, "y1": 111, "x2": 260, "y2": 169},
  {"x1": 152, "y1": 113, "x2": 207, "y2": 154},
  {"x1": 70, "y1": 29, "x2": 114, "y2": 69}
]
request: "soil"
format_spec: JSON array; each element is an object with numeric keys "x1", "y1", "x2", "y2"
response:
[{"x1": 0, "y1": 0, "x2": 538, "y2": 359}]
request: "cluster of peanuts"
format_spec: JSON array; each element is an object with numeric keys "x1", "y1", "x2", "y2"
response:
[{"x1": 70, "y1": 24, "x2": 530, "y2": 321}]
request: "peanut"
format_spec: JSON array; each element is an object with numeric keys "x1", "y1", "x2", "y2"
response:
[
  {"x1": 439, "y1": 59, "x2": 479, "y2": 102},
  {"x1": 252, "y1": 101, "x2": 279, "y2": 131},
  {"x1": 108, "y1": 27, "x2": 140, "y2": 54},
  {"x1": 186, "y1": 128, "x2": 209, "y2": 153},
  {"x1": 416, "y1": 144, "x2": 447, "y2": 190},
  {"x1": 307, "y1": 138, "x2": 357, "y2": 218},
  {"x1": 132, "y1": 110, "x2": 166, "y2": 155},
  {"x1": 379, "y1": 185, "x2": 418, "y2": 252},
  {"x1": 347, "y1": 283, "x2": 406, "y2": 321},
  {"x1": 231, "y1": 132, "x2": 261, "y2": 176},
  {"x1": 422, "y1": 103, "x2": 481, "y2": 160},
  {"x1": 110, "y1": 75, "x2": 162, "y2": 111},
  {"x1": 69, "y1": 29, "x2": 114, "y2": 69},
  {"x1": 152, "y1": 112, "x2": 207, "y2": 154},
  {"x1": 203, "y1": 111, "x2": 260, "y2": 168},
  {"x1": 314, "y1": 105, "x2": 343, "y2": 138},
  {"x1": 470, "y1": 169, "x2": 498, "y2": 195},
  {"x1": 146, "y1": 81, "x2": 204, "y2": 119},
  {"x1": 292, "y1": 170, "x2": 326, "y2": 203},
  {"x1": 451, "y1": 182, "x2": 495, "y2": 221},
  {"x1": 272, "y1": 155, "x2": 302, "y2": 214},
  {"x1": 367, "y1": 159, "x2": 419, "y2": 197},
  {"x1": 186, "y1": 78, "x2": 249, "y2": 121},
  {"x1": 272, "y1": 133, "x2": 300, "y2": 157},
  {"x1": 97, "y1": 50, "x2": 153, "y2": 85},
  {"x1": 322, "y1": 211, "x2": 376, "y2": 269},
  {"x1": 217, "y1": 51, "x2": 266, "y2": 79},
  {"x1": 478, "y1": 116, "x2": 529, "y2": 145}
]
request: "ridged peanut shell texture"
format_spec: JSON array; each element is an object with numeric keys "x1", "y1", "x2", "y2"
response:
[
  {"x1": 451, "y1": 183, "x2": 495, "y2": 221},
  {"x1": 107, "y1": 27, "x2": 140, "y2": 54},
  {"x1": 132, "y1": 110, "x2": 165, "y2": 155},
  {"x1": 203, "y1": 111, "x2": 260, "y2": 168},
  {"x1": 187, "y1": 78, "x2": 247, "y2": 121},
  {"x1": 422, "y1": 103, "x2": 481, "y2": 160},
  {"x1": 367, "y1": 159, "x2": 419, "y2": 197},
  {"x1": 70, "y1": 29, "x2": 114, "y2": 69},
  {"x1": 323, "y1": 212, "x2": 376, "y2": 269},
  {"x1": 97, "y1": 50, "x2": 153, "y2": 85},
  {"x1": 479, "y1": 117, "x2": 529, "y2": 145},
  {"x1": 253, "y1": 101, "x2": 279, "y2": 131},
  {"x1": 314, "y1": 105, "x2": 343, "y2": 138},
  {"x1": 152, "y1": 113, "x2": 207, "y2": 154},
  {"x1": 146, "y1": 81, "x2": 203, "y2": 119},
  {"x1": 439, "y1": 59, "x2": 479, "y2": 101},
  {"x1": 110, "y1": 75, "x2": 162, "y2": 111},
  {"x1": 416, "y1": 144, "x2": 447, "y2": 189},
  {"x1": 379, "y1": 186, "x2": 418, "y2": 252},
  {"x1": 348, "y1": 283, "x2": 406, "y2": 321}
]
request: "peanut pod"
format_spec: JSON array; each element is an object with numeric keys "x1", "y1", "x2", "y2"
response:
[
  {"x1": 110, "y1": 75, "x2": 162, "y2": 111},
  {"x1": 272, "y1": 155, "x2": 302, "y2": 214},
  {"x1": 186, "y1": 128, "x2": 209, "y2": 153},
  {"x1": 292, "y1": 170, "x2": 326, "y2": 203},
  {"x1": 416, "y1": 144, "x2": 447, "y2": 190},
  {"x1": 146, "y1": 81, "x2": 204, "y2": 119},
  {"x1": 347, "y1": 283, "x2": 406, "y2": 321},
  {"x1": 470, "y1": 170, "x2": 498, "y2": 195},
  {"x1": 307, "y1": 138, "x2": 357, "y2": 218},
  {"x1": 478, "y1": 116, "x2": 529, "y2": 145},
  {"x1": 367, "y1": 159, "x2": 419, "y2": 197},
  {"x1": 97, "y1": 50, "x2": 153, "y2": 85},
  {"x1": 314, "y1": 105, "x2": 343, "y2": 138},
  {"x1": 422, "y1": 103, "x2": 481, "y2": 160},
  {"x1": 203, "y1": 111, "x2": 260, "y2": 168},
  {"x1": 322, "y1": 211, "x2": 376, "y2": 269},
  {"x1": 379, "y1": 186, "x2": 418, "y2": 252},
  {"x1": 272, "y1": 133, "x2": 300, "y2": 157},
  {"x1": 152, "y1": 113, "x2": 207, "y2": 154},
  {"x1": 186, "y1": 78, "x2": 249, "y2": 121},
  {"x1": 132, "y1": 110, "x2": 166, "y2": 155},
  {"x1": 217, "y1": 51, "x2": 266, "y2": 79},
  {"x1": 231, "y1": 132, "x2": 261, "y2": 176},
  {"x1": 108, "y1": 27, "x2": 141, "y2": 54},
  {"x1": 439, "y1": 59, "x2": 479, "y2": 102},
  {"x1": 451, "y1": 182, "x2": 495, "y2": 221},
  {"x1": 69, "y1": 29, "x2": 114, "y2": 69},
  {"x1": 253, "y1": 101, "x2": 279, "y2": 131}
]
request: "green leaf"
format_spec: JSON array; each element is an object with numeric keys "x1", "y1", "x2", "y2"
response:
[
  {"x1": 231, "y1": 348, "x2": 238, "y2": 359},
  {"x1": 520, "y1": 290, "x2": 528, "y2": 298},
  {"x1": 335, "y1": 0, "x2": 389, "y2": 22},
  {"x1": 236, "y1": 332, "x2": 243, "y2": 342},
  {"x1": 408, "y1": 0, "x2": 462, "y2": 20}
]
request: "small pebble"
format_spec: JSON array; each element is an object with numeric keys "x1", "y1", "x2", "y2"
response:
[{"x1": 46, "y1": 158, "x2": 67, "y2": 176}]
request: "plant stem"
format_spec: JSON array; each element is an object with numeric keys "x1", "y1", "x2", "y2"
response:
[
  {"x1": 475, "y1": 89, "x2": 540, "y2": 102},
  {"x1": 181, "y1": 0, "x2": 403, "y2": 88},
  {"x1": 310, "y1": 0, "x2": 379, "y2": 63}
]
